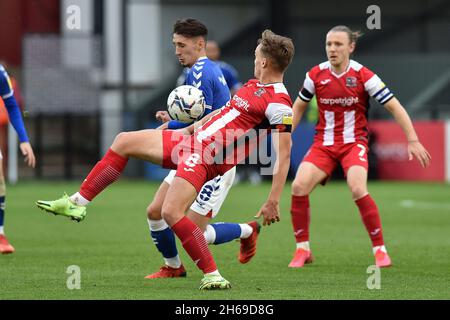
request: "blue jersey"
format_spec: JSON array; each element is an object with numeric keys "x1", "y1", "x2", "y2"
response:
[
  {"x1": 0, "y1": 64, "x2": 29, "y2": 142},
  {"x1": 176, "y1": 60, "x2": 241, "y2": 92},
  {"x1": 216, "y1": 61, "x2": 242, "y2": 92},
  {"x1": 0, "y1": 65, "x2": 14, "y2": 100},
  {"x1": 169, "y1": 57, "x2": 230, "y2": 129}
]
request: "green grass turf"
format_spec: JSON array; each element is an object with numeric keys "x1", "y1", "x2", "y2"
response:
[{"x1": 0, "y1": 180, "x2": 449, "y2": 299}]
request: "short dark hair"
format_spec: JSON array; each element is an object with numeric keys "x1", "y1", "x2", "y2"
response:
[
  {"x1": 257, "y1": 30, "x2": 295, "y2": 73},
  {"x1": 173, "y1": 18, "x2": 208, "y2": 39}
]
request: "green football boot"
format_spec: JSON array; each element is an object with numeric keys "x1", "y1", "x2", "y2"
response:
[
  {"x1": 36, "y1": 194, "x2": 87, "y2": 222},
  {"x1": 199, "y1": 274, "x2": 231, "y2": 290}
]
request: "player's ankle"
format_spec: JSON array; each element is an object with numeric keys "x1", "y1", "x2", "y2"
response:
[
  {"x1": 205, "y1": 270, "x2": 220, "y2": 277},
  {"x1": 239, "y1": 223, "x2": 253, "y2": 239},
  {"x1": 296, "y1": 241, "x2": 310, "y2": 251},
  {"x1": 70, "y1": 192, "x2": 90, "y2": 206},
  {"x1": 373, "y1": 245, "x2": 387, "y2": 255},
  {"x1": 164, "y1": 256, "x2": 182, "y2": 269}
]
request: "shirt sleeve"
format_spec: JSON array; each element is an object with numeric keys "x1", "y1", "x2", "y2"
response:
[
  {"x1": 265, "y1": 101, "x2": 293, "y2": 133},
  {"x1": 0, "y1": 68, "x2": 29, "y2": 142},
  {"x1": 167, "y1": 120, "x2": 192, "y2": 129},
  {"x1": 0, "y1": 67, "x2": 14, "y2": 100},
  {"x1": 362, "y1": 67, "x2": 394, "y2": 105},
  {"x1": 298, "y1": 72, "x2": 315, "y2": 102},
  {"x1": 3, "y1": 96, "x2": 29, "y2": 142}
]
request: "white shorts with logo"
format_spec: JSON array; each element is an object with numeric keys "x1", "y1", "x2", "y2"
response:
[{"x1": 163, "y1": 166, "x2": 236, "y2": 218}]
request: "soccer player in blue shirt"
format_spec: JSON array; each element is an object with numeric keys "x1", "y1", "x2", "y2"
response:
[
  {"x1": 145, "y1": 19, "x2": 260, "y2": 278},
  {"x1": 0, "y1": 63, "x2": 36, "y2": 254},
  {"x1": 176, "y1": 40, "x2": 243, "y2": 96}
]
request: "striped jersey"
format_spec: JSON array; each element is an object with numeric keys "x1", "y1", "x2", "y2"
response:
[
  {"x1": 194, "y1": 79, "x2": 292, "y2": 167},
  {"x1": 298, "y1": 60, "x2": 394, "y2": 146}
]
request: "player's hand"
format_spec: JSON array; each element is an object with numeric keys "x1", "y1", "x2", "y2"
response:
[
  {"x1": 408, "y1": 141, "x2": 431, "y2": 168},
  {"x1": 255, "y1": 200, "x2": 280, "y2": 226},
  {"x1": 156, "y1": 111, "x2": 171, "y2": 123},
  {"x1": 20, "y1": 142, "x2": 36, "y2": 168}
]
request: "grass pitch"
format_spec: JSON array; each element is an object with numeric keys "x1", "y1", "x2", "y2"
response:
[{"x1": 1, "y1": 180, "x2": 449, "y2": 299}]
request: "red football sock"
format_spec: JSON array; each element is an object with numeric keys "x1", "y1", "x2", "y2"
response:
[
  {"x1": 79, "y1": 149, "x2": 128, "y2": 201},
  {"x1": 171, "y1": 216, "x2": 217, "y2": 274},
  {"x1": 290, "y1": 195, "x2": 310, "y2": 243},
  {"x1": 355, "y1": 194, "x2": 384, "y2": 247}
]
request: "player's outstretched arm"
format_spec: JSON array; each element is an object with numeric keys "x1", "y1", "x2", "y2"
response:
[
  {"x1": 1, "y1": 89, "x2": 36, "y2": 168},
  {"x1": 255, "y1": 131, "x2": 291, "y2": 226},
  {"x1": 292, "y1": 97, "x2": 309, "y2": 132},
  {"x1": 383, "y1": 97, "x2": 431, "y2": 168}
]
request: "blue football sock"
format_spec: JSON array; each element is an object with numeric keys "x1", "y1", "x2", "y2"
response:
[
  {"x1": 151, "y1": 227, "x2": 178, "y2": 258},
  {"x1": 210, "y1": 222, "x2": 242, "y2": 245}
]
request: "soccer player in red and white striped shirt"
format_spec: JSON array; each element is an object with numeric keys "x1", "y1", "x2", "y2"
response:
[
  {"x1": 289, "y1": 25, "x2": 431, "y2": 268},
  {"x1": 37, "y1": 30, "x2": 295, "y2": 290}
]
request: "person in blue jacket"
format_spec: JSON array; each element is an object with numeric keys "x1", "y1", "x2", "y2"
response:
[{"x1": 0, "y1": 63, "x2": 36, "y2": 254}]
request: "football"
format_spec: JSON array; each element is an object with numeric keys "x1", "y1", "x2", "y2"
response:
[{"x1": 167, "y1": 85, "x2": 206, "y2": 123}]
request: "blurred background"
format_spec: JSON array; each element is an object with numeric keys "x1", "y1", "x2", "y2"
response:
[{"x1": 0, "y1": 0, "x2": 449, "y2": 183}]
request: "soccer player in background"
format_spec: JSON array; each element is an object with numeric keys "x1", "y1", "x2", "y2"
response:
[
  {"x1": 0, "y1": 63, "x2": 36, "y2": 254},
  {"x1": 205, "y1": 40, "x2": 243, "y2": 96},
  {"x1": 37, "y1": 29, "x2": 295, "y2": 290},
  {"x1": 146, "y1": 19, "x2": 260, "y2": 279},
  {"x1": 289, "y1": 25, "x2": 431, "y2": 268}
]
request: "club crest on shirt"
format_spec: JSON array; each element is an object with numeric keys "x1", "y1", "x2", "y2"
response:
[
  {"x1": 346, "y1": 77, "x2": 357, "y2": 88},
  {"x1": 254, "y1": 88, "x2": 266, "y2": 97}
]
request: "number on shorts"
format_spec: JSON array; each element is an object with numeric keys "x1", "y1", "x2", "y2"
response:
[
  {"x1": 184, "y1": 153, "x2": 201, "y2": 167},
  {"x1": 357, "y1": 144, "x2": 367, "y2": 162}
]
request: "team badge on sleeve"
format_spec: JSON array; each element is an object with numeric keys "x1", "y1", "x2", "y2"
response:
[
  {"x1": 282, "y1": 113, "x2": 293, "y2": 125},
  {"x1": 273, "y1": 112, "x2": 293, "y2": 133}
]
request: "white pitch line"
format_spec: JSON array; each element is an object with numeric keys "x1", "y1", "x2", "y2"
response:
[{"x1": 399, "y1": 200, "x2": 450, "y2": 210}]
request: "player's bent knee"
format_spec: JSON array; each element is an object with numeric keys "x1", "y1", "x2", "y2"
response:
[
  {"x1": 111, "y1": 132, "x2": 130, "y2": 153},
  {"x1": 291, "y1": 179, "x2": 312, "y2": 196},
  {"x1": 349, "y1": 185, "x2": 367, "y2": 199},
  {"x1": 161, "y1": 207, "x2": 184, "y2": 226},
  {"x1": 146, "y1": 202, "x2": 162, "y2": 220}
]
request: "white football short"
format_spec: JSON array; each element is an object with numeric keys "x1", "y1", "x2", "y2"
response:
[{"x1": 163, "y1": 166, "x2": 236, "y2": 218}]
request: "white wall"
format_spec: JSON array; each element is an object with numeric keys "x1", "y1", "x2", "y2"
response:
[
  {"x1": 60, "y1": 0, "x2": 95, "y2": 69},
  {"x1": 104, "y1": 0, "x2": 162, "y2": 85},
  {"x1": 129, "y1": 1, "x2": 161, "y2": 84},
  {"x1": 104, "y1": 0, "x2": 122, "y2": 84}
]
